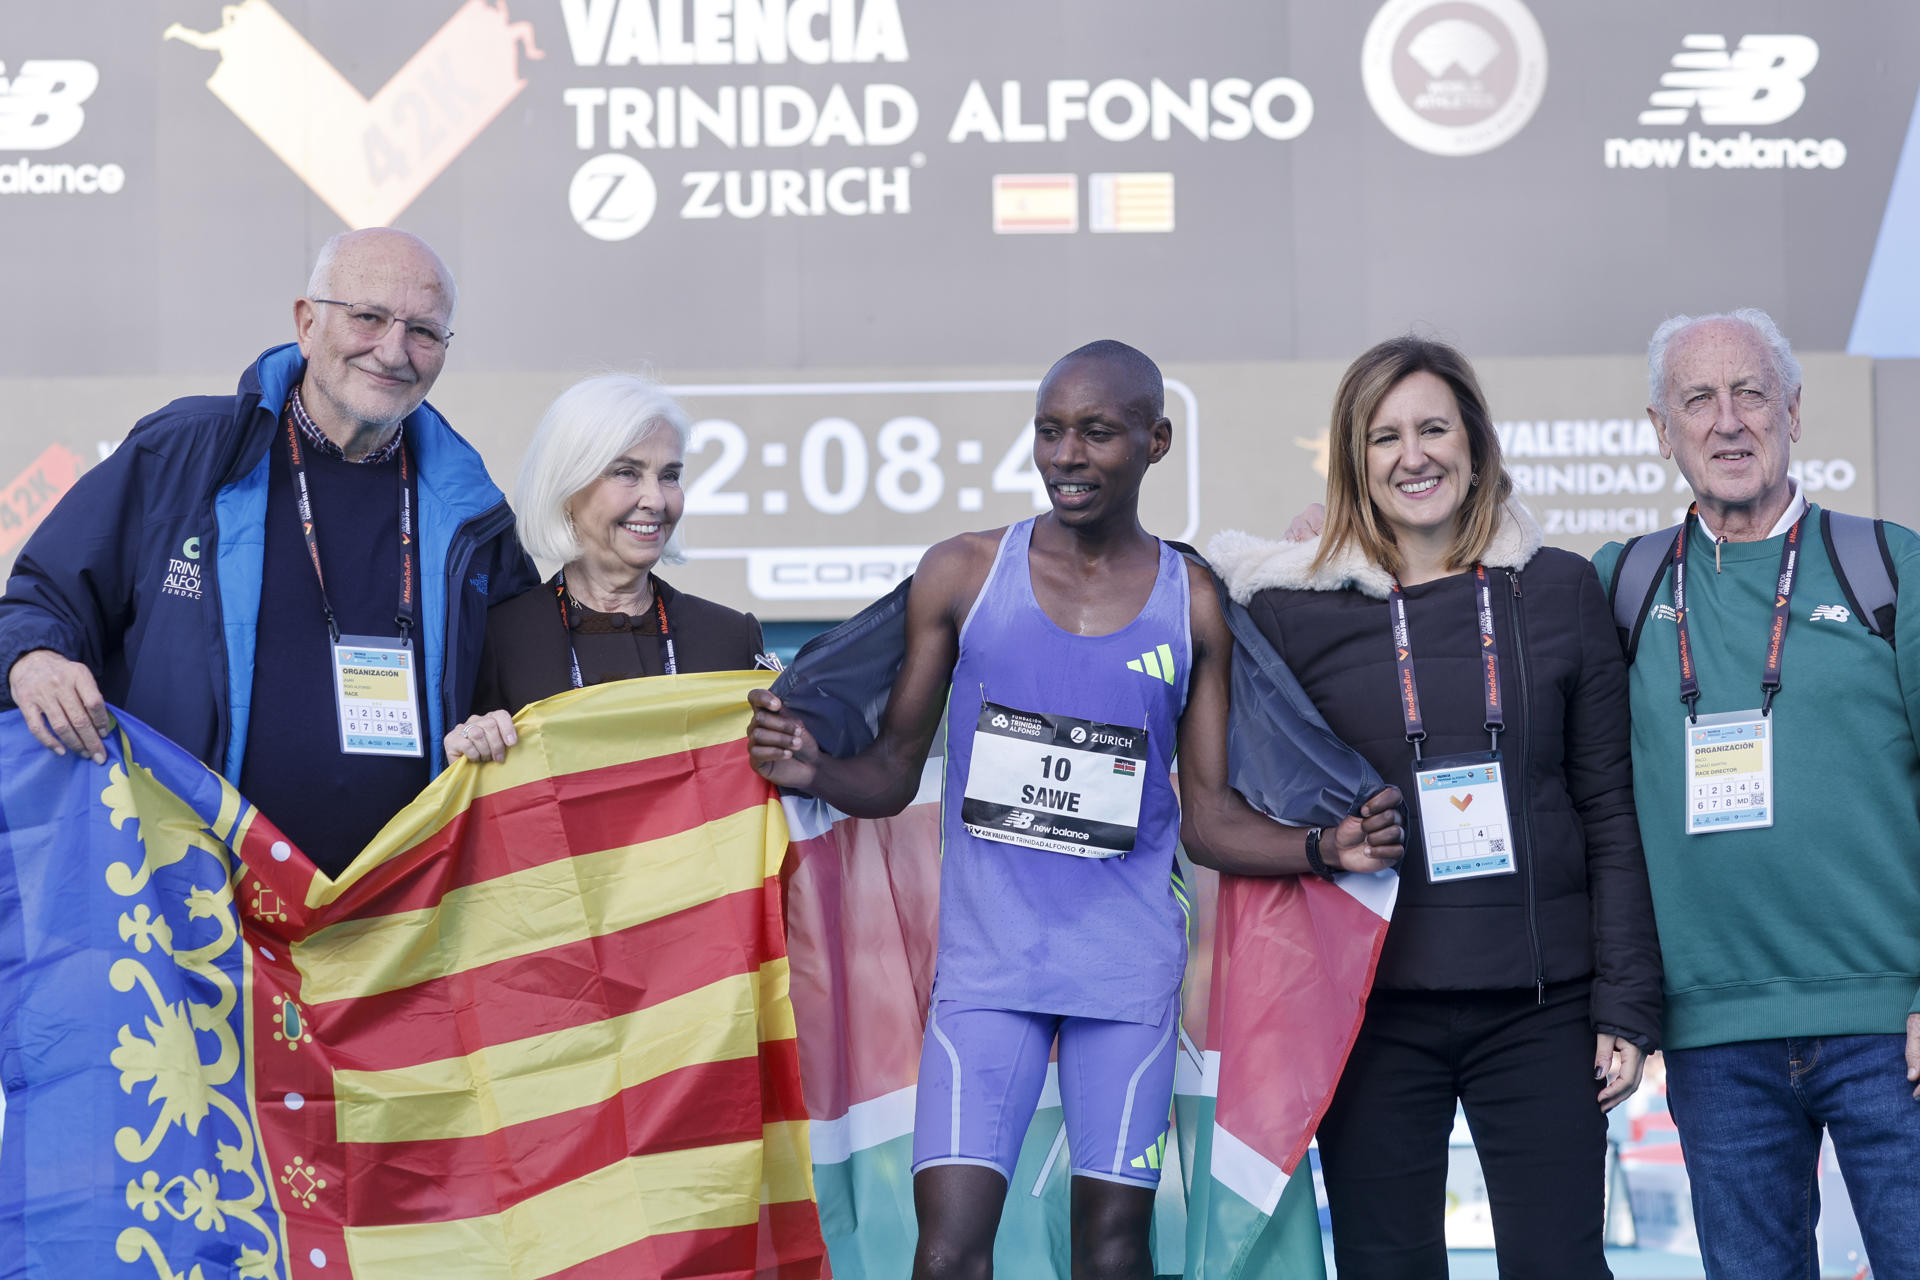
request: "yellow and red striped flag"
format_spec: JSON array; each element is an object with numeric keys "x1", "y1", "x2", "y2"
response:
[
  {"x1": 1089, "y1": 173, "x2": 1175, "y2": 233},
  {"x1": 0, "y1": 672, "x2": 822, "y2": 1278}
]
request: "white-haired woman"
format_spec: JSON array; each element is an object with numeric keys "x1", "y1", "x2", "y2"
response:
[{"x1": 445, "y1": 374, "x2": 764, "y2": 762}]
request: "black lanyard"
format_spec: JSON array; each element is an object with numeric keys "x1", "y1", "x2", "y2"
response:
[
  {"x1": 283, "y1": 416, "x2": 415, "y2": 646},
  {"x1": 1388, "y1": 564, "x2": 1504, "y2": 762},
  {"x1": 554, "y1": 574, "x2": 676, "y2": 689},
  {"x1": 1671, "y1": 503, "x2": 1806, "y2": 721}
]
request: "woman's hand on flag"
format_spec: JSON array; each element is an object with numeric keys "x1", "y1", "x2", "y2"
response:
[{"x1": 446, "y1": 709, "x2": 517, "y2": 764}]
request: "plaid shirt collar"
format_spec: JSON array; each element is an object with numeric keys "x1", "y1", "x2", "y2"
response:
[{"x1": 287, "y1": 383, "x2": 406, "y2": 465}]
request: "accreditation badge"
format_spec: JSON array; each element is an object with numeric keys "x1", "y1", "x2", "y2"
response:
[
  {"x1": 960, "y1": 700, "x2": 1148, "y2": 858},
  {"x1": 331, "y1": 634, "x2": 424, "y2": 758},
  {"x1": 1684, "y1": 709, "x2": 1773, "y2": 834},
  {"x1": 1413, "y1": 751, "x2": 1517, "y2": 883}
]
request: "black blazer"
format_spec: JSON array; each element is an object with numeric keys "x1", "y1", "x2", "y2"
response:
[{"x1": 472, "y1": 574, "x2": 764, "y2": 716}]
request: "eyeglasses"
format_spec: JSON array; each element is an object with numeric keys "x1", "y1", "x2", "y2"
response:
[{"x1": 308, "y1": 299, "x2": 455, "y2": 351}]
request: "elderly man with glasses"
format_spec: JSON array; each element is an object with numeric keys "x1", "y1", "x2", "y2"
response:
[{"x1": 0, "y1": 227, "x2": 535, "y2": 876}]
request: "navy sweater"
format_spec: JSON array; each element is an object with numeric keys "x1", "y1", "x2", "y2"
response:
[{"x1": 238, "y1": 426, "x2": 429, "y2": 877}]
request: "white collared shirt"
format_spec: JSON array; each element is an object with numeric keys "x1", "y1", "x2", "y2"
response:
[{"x1": 1696, "y1": 481, "x2": 1805, "y2": 542}]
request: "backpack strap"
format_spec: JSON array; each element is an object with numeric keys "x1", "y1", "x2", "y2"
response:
[
  {"x1": 1607, "y1": 526, "x2": 1681, "y2": 661},
  {"x1": 1819, "y1": 509, "x2": 1899, "y2": 642}
]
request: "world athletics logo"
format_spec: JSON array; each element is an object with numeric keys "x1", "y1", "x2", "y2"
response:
[{"x1": 1361, "y1": 0, "x2": 1548, "y2": 158}]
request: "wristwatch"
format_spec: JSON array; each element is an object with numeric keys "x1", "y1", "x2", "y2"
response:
[{"x1": 1304, "y1": 826, "x2": 1338, "y2": 881}]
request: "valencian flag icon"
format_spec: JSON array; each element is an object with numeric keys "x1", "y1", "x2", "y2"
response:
[{"x1": 0, "y1": 674, "x2": 821, "y2": 1278}]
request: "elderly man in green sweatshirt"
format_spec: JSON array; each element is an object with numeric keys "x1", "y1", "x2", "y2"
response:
[{"x1": 1593, "y1": 308, "x2": 1920, "y2": 1280}]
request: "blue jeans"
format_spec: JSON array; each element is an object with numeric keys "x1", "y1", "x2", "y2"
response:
[{"x1": 1666, "y1": 1034, "x2": 1920, "y2": 1280}]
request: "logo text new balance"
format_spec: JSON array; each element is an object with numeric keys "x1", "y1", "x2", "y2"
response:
[
  {"x1": 0, "y1": 57, "x2": 128, "y2": 197},
  {"x1": 1604, "y1": 34, "x2": 1845, "y2": 172}
]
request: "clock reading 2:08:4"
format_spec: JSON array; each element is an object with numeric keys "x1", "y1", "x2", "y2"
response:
[{"x1": 665, "y1": 379, "x2": 1201, "y2": 604}]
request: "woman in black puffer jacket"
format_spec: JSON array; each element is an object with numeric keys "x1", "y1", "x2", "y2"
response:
[{"x1": 1208, "y1": 336, "x2": 1661, "y2": 1280}]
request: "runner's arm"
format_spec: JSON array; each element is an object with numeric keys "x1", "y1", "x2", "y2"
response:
[
  {"x1": 1176, "y1": 564, "x2": 1404, "y2": 875},
  {"x1": 748, "y1": 535, "x2": 986, "y2": 817}
]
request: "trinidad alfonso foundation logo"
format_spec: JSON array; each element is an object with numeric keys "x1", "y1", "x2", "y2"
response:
[{"x1": 165, "y1": 0, "x2": 542, "y2": 228}]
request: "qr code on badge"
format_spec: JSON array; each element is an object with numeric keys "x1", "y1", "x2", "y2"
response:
[{"x1": 1489, "y1": 838, "x2": 1507, "y2": 853}]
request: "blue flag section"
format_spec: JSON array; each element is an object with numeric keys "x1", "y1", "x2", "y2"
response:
[{"x1": 0, "y1": 713, "x2": 283, "y2": 1279}]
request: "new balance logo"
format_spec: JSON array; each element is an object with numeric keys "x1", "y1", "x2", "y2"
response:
[
  {"x1": 1126, "y1": 643, "x2": 1176, "y2": 685},
  {"x1": 1649, "y1": 604, "x2": 1680, "y2": 623},
  {"x1": 0, "y1": 60, "x2": 98, "y2": 150},
  {"x1": 1129, "y1": 1132, "x2": 1168, "y2": 1171},
  {"x1": 1637, "y1": 35, "x2": 1819, "y2": 128},
  {"x1": 1809, "y1": 604, "x2": 1851, "y2": 623}
]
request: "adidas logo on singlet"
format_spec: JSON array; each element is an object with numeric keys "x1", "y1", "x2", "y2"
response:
[
  {"x1": 1127, "y1": 644, "x2": 1176, "y2": 685},
  {"x1": 1129, "y1": 1131, "x2": 1169, "y2": 1171}
]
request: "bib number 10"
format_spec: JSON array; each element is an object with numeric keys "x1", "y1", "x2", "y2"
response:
[{"x1": 1038, "y1": 755, "x2": 1072, "y2": 782}]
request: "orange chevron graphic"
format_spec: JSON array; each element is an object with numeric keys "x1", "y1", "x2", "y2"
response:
[{"x1": 165, "y1": 0, "x2": 542, "y2": 228}]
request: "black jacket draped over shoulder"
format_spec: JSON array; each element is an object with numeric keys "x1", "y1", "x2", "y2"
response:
[
  {"x1": 1208, "y1": 504, "x2": 1663, "y2": 1048},
  {"x1": 472, "y1": 573, "x2": 764, "y2": 717}
]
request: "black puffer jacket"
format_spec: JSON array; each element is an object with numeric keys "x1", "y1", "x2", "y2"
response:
[{"x1": 1208, "y1": 504, "x2": 1663, "y2": 1047}]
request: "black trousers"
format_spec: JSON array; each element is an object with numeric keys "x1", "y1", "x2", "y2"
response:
[{"x1": 1315, "y1": 981, "x2": 1611, "y2": 1280}]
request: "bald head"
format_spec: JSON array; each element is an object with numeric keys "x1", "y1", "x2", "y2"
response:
[
  {"x1": 294, "y1": 228, "x2": 459, "y2": 451},
  {"x1": 1042, "y1": 340, "x2": 1164, "y2": 429},
  {"x1": 307, "y1": 228, "x2": 457, "y2": 314}
]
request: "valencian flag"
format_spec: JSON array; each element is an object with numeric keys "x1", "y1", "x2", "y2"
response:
[
  {"x1": 773, "y1": 571, "x2": 1398, "y2": 1279},
  {"x1": 0, "y1": 673, "x2": 821, "y2": 1279}
]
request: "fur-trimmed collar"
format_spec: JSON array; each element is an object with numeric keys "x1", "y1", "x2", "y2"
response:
[{"x1": 1206, "y1": 500, "x2": 1545, "y2": 604}]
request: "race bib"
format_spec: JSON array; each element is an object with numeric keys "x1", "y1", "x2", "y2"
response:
[
  {"x1": 1414, "y1": 752, "x2": 1516, "y2": 883},
  {"x1": 1684, "y1": 709, "x2": 1773, "y2": 834},
  {"x1": 332, "y1": 634, "x2": 424, "y2": 758},
  {"x1": 961, "y1": 701, "x2": 1148, "y2": 858}
]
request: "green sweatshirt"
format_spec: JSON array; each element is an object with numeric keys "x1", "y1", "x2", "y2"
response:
[{"x1": 1595, "y1": 506, "x2": 1920, "y2": 1050}]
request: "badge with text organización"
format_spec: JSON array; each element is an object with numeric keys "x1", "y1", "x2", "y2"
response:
[
  {"x1": 331, "y1": 635, "x2": 424, "y2": 758},
  {"x1": 962, "y1": 701, "x2": 1148, "y2": 858},
  {"x1": 1684, "y1": 709, "x2": 1773, "y2": 834}
]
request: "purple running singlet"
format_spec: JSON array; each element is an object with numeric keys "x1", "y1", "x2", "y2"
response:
[{"x1": 934, "y1": 518, "x2": 1192, "y2": 1024}]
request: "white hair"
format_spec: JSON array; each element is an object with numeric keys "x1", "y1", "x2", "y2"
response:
[
  {"x1": 1647, "y1": 307, "x2": 1803, "y2": 406},
  {"x1": 307, "y1": 234, "x2": 343, "y2": 297},
  {"x1": 515, "y1": 374, "x2": 692, "y2": 567}
]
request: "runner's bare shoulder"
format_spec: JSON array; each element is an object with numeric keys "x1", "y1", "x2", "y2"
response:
[
  {"x1": 912, "y1": 527, "x2": 1009, "y2": 625},
  {"x1": 1180, "y1": 553, "x2": 1229, "y2": 654}
]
